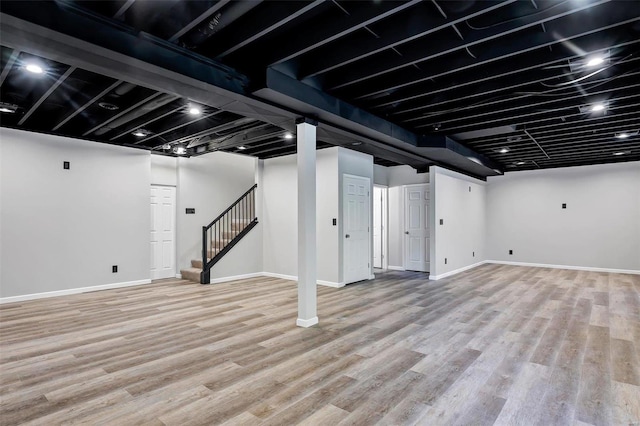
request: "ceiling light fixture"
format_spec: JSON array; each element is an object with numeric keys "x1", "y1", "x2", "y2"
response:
[
  {"x1": 283, "y1": 132, "x2": 294, "y2": 140},
  {"x1": 615, "y1": 130, "x2": 638, "y2": 139},
  {"x1": 162, "y1": 144, "x2": 171, "y2": 150},
  {"x1": 586, "y1": 56, "x2": 604, "y2": 67},
  {"x1": 24, "y1": 63, "x2": 44, "y2": 74},
  {"x1": 613, "y1": 151, "x2": 630, "y2": 156},
  {"x1": 569, "y1": 51, "x2": 610, "y2": 72},
  {"x1": 579, "y1": 101, "x2": 609, "y2": 114},
  {"x1": 498, "y1": 147, "x2": 510, "y2": 154},
  {"x1": 98, "y1": 102, "x2": 119, "y2": 111},
  {"x1": 514, "y1": 161, "x2": 526, "y2": 166},
  {"x1": 238, "y1": 146, "x2": 247, "y2": 150},
  {"x1": 0, "y1": 103, "x2": 18, "y2": 113},
  {"x1": 188, "y1": 106, "x2": 201, "y2": 115},
  {"x1": 173, "y1": 145, "x2": 187, "y2": 155},
  {"x1": 351, "y1": 141, "x2": 363, "y2": 146},
  {"x1": 132, "y1": 129, "x2": 150, "y2": 137}
]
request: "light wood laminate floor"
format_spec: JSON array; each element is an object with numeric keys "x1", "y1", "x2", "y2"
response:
[{"x1": 1, "y1": 265, "x2": 639, "y2": 425}]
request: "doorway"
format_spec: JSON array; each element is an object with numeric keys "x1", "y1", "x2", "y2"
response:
[
  {"x1": 343, "y1": 174, "x2": 371, "y2": 284},
  {"x1": 373, "y1": 185, "x2": 388, "y2": 269},
  {"x1": 150, "y1": 185, "x2": 176, "y2": 280},
  {"x1": 403, "y1": 184, "x2": 430, "y2": 272}
]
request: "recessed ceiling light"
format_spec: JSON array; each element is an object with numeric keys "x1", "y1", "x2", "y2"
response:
[
  {"x1": 586, "y1": 56, "x2": 604, "y2": 67},
  {"x1": 591, "y1": 103, "x2": 606, "y2": 112},
  {"x1": 283, "y1": 132, "x2": 294, "y2": 140},
  {"x1": 24, "y1": 63, "x2": 44, "y2": 74},
  {"x1": 615, "y1": 130, "x2": 638, "y2": 139},
  {"x1": 498, "y1": 147, "x2": 510, "y2": 154},
  {"x1": 98, "y1": 102, "x2": 119, "y2": 111},
  {"x1": 0, "y1": 103, "x2": 18, "y2": 113},
  {"x1": 514, "y1": 161, "x2": 526, "y2": 166},
  {"x1": 351, "y1": 141, "x2": 363, "y2": 146},
  {"x1": 613, "y1": 151, "x2": 630, "y2": 156},
  {"x1": 173, "y1": 146, "x2": 187, "y2": 155},
  {"x1": 238, "y1": 146, "x2": 247, "y2": 150},
  {"x1": 132, "y1": 129, "x2": 150, "y2": 137},
  {"x1": 188, "y1": 107, "x2": 201, "y2": 115}
]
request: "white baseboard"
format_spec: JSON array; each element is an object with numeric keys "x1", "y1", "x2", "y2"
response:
[
  {"x1": 296, "y1": 316, "x2": 319, "y2": 327},
  {"x1": 209, "y1": 272, "x2": 263, "y2": 284},
  {"x1": 175, "y1": 273, "x2": 182, "y2": 279},
  {"x1": 387, "y1": 265, "x2": 405, "y2": 271},
  {"x1": 486, "y1": 260, "x2": 640, "y2": 275},
  {"x1": 317, "y1": 280, "x2": 345, "y2": 288},
  {"x1": 429, "y1": 261, "x2": 487, "y2": 281},
  {"x1": 261, "y1": 272, "x2": 297, "y2": 281},
  {"x1": 0, "y1": 279, "x2": 152, "y2": 304},
  {"x1": 261, "y1": 272, "x2": 344, "y2": 288}
]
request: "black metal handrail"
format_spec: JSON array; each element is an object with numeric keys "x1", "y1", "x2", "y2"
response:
[
  {"x1": 201, "y1": 184, "x2": 258, "y2": 284},
  {"x1": 204, "y1": 184, "x2": 257, "y2": 229}
]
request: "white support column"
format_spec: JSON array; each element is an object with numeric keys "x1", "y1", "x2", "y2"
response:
[{"x1": 296, "y1": 119, "x2": 318, "y2": 328}]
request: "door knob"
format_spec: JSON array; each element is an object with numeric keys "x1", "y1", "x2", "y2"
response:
[
  {"x1": 345, "y1": 234, "x2": 350, "y2": 238},
  {"x1": 405, "y1": 231, "x2": 409, "y2": 234}
]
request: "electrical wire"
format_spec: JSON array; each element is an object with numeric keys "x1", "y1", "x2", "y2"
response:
[
  {"x1": 415, "y1": 54, "x2": 637, "y2": 119},
  {"x1": 465, "y1": 0, "x2": 570, "y2": 31}
]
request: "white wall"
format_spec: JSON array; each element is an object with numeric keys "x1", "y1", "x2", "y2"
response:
[
  {"x1": 373, "y1": 164, "x2": 388, "y2": 186},
  {"x1": 487, "y1": 162, "x2": 640, "y2": 272},
  {"x1": 388, "y1": 165, "x2": 429, "y2": 187},
  {"x1": 151, "y1": 154, "x2": 177, "y2": 186},
  {"x1": 0, "y1": 128, "x2": 150, "y2": 298},
  {"x1": 262, "y1": 148, "x2": 340, "y2": 283},
  {"x1": 430, "y1": 167, "x2": 487, "y2": 279},
  {"x1": 176, "y1": 151, "x2": 260, "y2": 279}
]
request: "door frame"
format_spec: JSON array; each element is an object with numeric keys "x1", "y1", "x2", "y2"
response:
[
  {"x1": 342, "y1": 173, "x2": 372, "y2": 284},
  {"x1": 402, "y1": 183, "x2": 430, "y2": 272},
  {"x1": 373, "y1": 184, "x2": 388, "y2": 270},
  {"x1": 150, "y1": 184, "x2": 177, "y2": 280}
]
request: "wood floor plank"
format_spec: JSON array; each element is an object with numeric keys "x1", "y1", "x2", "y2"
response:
[
  {"x1": 575, "y1": 325, "x2": 613, "y2": 425},
  {"x1": 611, "y1": 338, "x2": 640, "y2": 386},
  {"x1": 1, "y1": 267, "x2": 638, "y2": 425}
]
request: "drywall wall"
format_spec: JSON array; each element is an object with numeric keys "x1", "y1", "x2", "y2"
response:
[
  {"x1": 0, "y1": 128, "x2": 150, "y2": 298},
  {"x1": 373, "y1": 164, "x2": 388, "y2": 186},
  {"x1": 151, "y1": 154, "x2": 177, "y2": 186},
  {"x1": 388, "y1": 165, "x2": 429, "y2": 187},
  {"x1": 430, "y1": 166, "x2": 486, "y2": 279},
  {"x1": 262, "y1": 148, "x2": 340, "y2": 283},
  {"x1": 487, "y1": 161, "x2": 640, "y2": 271},
  {"x1": 338, "y1": 147, "x2": 375, "y2": 282},
  {"x1": 176, "y1": 151, "x2": 260, "y2": 279}
]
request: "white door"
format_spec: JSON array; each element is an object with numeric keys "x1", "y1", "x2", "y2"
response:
[
  {"x1": 343, "y1": 175, "x2": 371, "y2": 284},
  {"x1": 373, "y1": 185, "x2": 387, "y2": 269},
  {"x1": 403, "y1": 184, "x2": 430, "y2": 272},
  {"x1": 150, "y1": 185, "x2": 176, "y2": 280}
]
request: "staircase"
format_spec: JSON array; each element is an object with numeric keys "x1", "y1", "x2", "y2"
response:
[{"x1": 180, "y1": 184, "x2": 258, "y2": 284}]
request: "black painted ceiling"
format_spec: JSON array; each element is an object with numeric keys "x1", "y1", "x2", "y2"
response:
[{"x1": 1, "y1": 0, "x2": 640, "y2": 174}]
